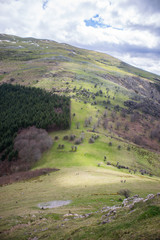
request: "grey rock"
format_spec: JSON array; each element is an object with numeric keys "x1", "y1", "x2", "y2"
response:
[
  {"x1": 127, "y1": 204, "x2": 134, "y2": 210},
  {"x1": 146, "y1": 194, "x2": 155, "y2": 200},
  {"x1": 132, "y1": 198, "x2": 144, "y2": 204},
  {"x1": 133, "y1": 195, "x2": 139, "y2": 198}
]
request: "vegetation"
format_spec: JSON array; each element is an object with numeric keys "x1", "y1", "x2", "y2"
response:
[
  {"x1": 0, "y1": 84, "x2": 70, "y2": 161},
  {"x1": 0, "y1": 34, "x2": 160, "y2": 240}
]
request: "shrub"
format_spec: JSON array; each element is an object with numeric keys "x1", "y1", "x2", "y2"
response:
[
  {"x1": 116, "y1": 122, "x2": 121, "y2": 130},
  {"x1": 92, "y1": 134, "x2": 99, "y2": 140},
  {"x1": 133, "y1": 135, "x2": 142, "y2": 145},
  {"x1": 76, "y1": 122, "x2": 80, "y2": 129},
  {"x1": 124, "y1": 123, "x2": 129, "y2": 131},
  {"x1": 70, "y1": 134, "x2": 76, "y2": 141},
  {"x1": 89, "y1": 137, "x2": 95, "y2": 143},
  {"x1": 118, "y1": 189, "x2": 131, "y2": 198},
  {"x1": 118, "y1": 145, "x2": 121, "y2": 150},
  {"x1": 54, "y1": 136, "x2": 59, "y2": 140},
  {"x1": 74, "y1": 138, "x2": 82, "y2": 145},
  {"x1": 63, "y1": 135, "x2": 69, "y2": 140}
]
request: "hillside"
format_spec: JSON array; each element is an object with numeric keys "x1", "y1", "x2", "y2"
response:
[
  {"x1": 0, "y1": 34, "x2": 160, "y2": 240},
  {"x1": 0, "y1": 84, "x2": 70, "y2": 166}
]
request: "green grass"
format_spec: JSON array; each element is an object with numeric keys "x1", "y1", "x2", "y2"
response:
[{"x1": 0, "y1": 34, "x2": 160, "y2": 240}]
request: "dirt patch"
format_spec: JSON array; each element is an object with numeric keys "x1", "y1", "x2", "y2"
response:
[
  {"x1": 0, "y1": 168, "x2": 59, "y2": 186},
  {"x1": 38, "y1": 200, "x2": 72, "y2": 209}
]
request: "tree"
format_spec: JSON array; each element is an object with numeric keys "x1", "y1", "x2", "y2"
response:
[{"x1": 76, "y1": 122, "x2": 80, "y2": 129}]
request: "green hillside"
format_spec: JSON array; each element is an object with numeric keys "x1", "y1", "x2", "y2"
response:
[{"x1": 0, "y1": 34, "x2": 160, "y2": 240}]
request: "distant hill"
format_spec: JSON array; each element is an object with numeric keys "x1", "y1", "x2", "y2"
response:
[
  {"x1": 0, "y1": 34, "x2": 160, "y2": 240},
  {"x1": 0, "y1": 34, "x2": 160, "y2": 153}
]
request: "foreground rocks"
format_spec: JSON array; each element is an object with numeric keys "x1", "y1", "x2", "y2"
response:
[
  {"x1": 62, "y1": 193, "x2": 160, "y2": 225},
  {"x1": 100, "y1": 193, "x2": 158, "y2": 224}
]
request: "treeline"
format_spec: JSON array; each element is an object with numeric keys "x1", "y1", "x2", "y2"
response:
[{"x1": 0, "y1": 83, "x2": 70, "y2": 161}]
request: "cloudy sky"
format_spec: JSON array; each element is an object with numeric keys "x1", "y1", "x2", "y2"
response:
[{"x1": 0, "y1": 0, "x2": 160, "y2": 75}]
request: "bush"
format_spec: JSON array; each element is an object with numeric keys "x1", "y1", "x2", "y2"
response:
[
  {"x1": 63, "y1": 135, "x2": 69, "y2": 140},
  {"x1": 70, "y1": 134, "x2": 76, "y2": 141},
  {"x1": 127, "y1": 146, "x2": 130, "y2": 151},
  {"x1": 118, "y1": 145, "x2": 121, "y2": 150},
  {"x1": 89, "y1": 137, "x2": 95, "y2": 143},
  {"x1": 118, "y1": 189, "x2": 131, "y2": 198},
  {"x1": 54, "y1": 136, "x2": 59, "y2": 140},
  {"x1": 91, "y1": 134, "x2": 99, "y2": 140},
  {"x1": 74, "y1": 138, "x2": 82, "y2": 145}
]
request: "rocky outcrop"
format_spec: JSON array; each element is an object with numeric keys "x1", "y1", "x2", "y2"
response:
[
  {"x1": 100, "y1": 193, "x2": 157, "y2": 224},
  {"x1": 62, "y1": 193, "x2": 159, "y2": 225}
]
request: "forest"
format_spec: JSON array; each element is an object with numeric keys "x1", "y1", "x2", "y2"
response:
[{"x1": 0, "y1": 83, "x2": 70, "y2": 162}]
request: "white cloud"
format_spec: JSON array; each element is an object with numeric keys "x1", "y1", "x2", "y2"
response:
[
  {"x1": 0, "y1": 0, "x2": 160, "y2": 75},
  {"x1": 114, "y1": 53, "x2": 160, "y2": 75}
]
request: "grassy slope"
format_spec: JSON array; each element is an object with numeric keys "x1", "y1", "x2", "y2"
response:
[{"x1": 0, "y1": 34, "x2": 160, "y2": 239}]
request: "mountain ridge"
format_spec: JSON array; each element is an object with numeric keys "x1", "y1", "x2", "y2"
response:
[{"x1": 0, "y1": 33, "x2": 160, "y2": 240}]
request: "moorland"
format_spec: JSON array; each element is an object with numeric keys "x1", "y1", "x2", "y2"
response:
[{"x1": 0, "y1": 34, "x2": 160, "y2": 240}]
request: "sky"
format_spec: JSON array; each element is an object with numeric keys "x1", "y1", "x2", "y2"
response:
[{"x1": 0, "y1": 0, "x2": 160, "y2": 75}]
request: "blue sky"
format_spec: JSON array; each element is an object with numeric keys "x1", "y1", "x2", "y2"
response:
[
  {"x1": 42, "y1": 0, "x2": 49, "y2": 9},
  {"x1": 84, "y1": 14, "x2": 111, "y2": 28},
  {"x1": 0, "y1": 0, "x2": 160, "y2": 75}
]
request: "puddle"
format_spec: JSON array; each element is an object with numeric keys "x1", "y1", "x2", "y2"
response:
[{"x1": 38, "y1": 200, "x2": 72, "y2": 209}]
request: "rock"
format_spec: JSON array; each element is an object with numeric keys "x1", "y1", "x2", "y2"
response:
[
  {"x1": 157, "y1": 193, "x2": 160, "y2": 196},
  {"x1": 133, "y1": 195, "x2": 139, "y2": 198},
  {"x1": 129, "y1": 209, "x2": 136, "y2": 214},
  {"x1": 122, "y1": 199, "x2": 129, "y2": 206},
  {"x1": 133, "y1": 198, "x2": 144, "y2": 204},
  {"x1": 146, "y1": 194, "x2": 155, "y2": 200},
  {"x1": 63, "y1": 213, "x2": 73, "y2": 217},
  {"x1": 74, "y1": 214, "x2": 79, "y2": 217},
  {"x1": 101, "y1": 219, "x2": 110, "y2": 224},
  {"x1": 102, "y1": 208, "x2": 110, "y2": 213},
  {"x1": 143, "y1": 194, "x2": 155, "y2": 202},
  {"x1": 31, "y1": 237, "x2": 38, "y2": 240},
  {"x1": 64, "y1": 218, "x2": 69, "y2": 221},
  {"x1": 127, "y1": 204, "x2": 134, "y2": 210}
]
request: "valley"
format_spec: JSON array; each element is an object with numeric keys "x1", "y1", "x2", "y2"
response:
[{"x1": 0, "y1": 34, "x2": 160, "y2": 240}]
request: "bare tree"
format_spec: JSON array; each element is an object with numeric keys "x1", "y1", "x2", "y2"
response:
[
  {"x1": 115, "y1": 122, "x2": 121, "y2": 130},
  {"x1": 76, "y1": 122, "x2": 80, "y2": 129}
]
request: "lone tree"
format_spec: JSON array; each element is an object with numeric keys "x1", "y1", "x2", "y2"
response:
[
  {"x1": 76, "y1": 122, "x2": 80, "y2": 129},
  {"x1": 118, "y1": 189, "x2": 131, "y2": 198}
]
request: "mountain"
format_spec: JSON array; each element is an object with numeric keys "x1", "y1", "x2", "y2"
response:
[{"x1": 0, "y1": 34, "x2": 160, "y2": 240}]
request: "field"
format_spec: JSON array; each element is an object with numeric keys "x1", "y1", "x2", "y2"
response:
[{"x1": 0, "y1": 34, "x2": 160, "y2": 239}]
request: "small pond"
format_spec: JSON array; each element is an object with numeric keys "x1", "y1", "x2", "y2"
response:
[{"x1": 38, "y1": 200, "x2": 72, "y2": 209}]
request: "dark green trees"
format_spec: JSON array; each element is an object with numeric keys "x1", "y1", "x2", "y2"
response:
[{"x1": 0, "y1": 84, "x2": 70, "y2": 161}]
